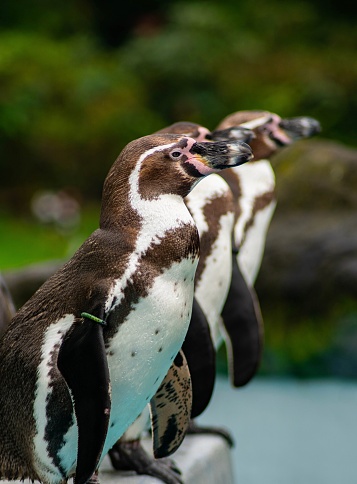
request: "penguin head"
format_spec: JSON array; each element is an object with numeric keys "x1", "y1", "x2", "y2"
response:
[
  {"x1": 138, "y1": 134, "x2": 253, "y2": 197},
  {"x1": 208, "y1": 126, "x2": 255, "y2": 144},
  {"x1": 156, "y1": 121, "x2": 211, "y2": 142},
  {"x1": 103, "y1": 133, "x2": 253, "y2": 202},
  {"x1": 156, "y1": 120, "x2": 255, "y2": 146},
  {"x1": 216, "y1": 110, "x2": 321, "y2": 160}
]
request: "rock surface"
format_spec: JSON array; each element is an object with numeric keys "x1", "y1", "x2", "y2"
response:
[
  {"x1": 256, "y1": 139, "x2": 357, "y2": 309},
  {"x1": 0, "y1": 435, "x2": 234, "y2": 484}
]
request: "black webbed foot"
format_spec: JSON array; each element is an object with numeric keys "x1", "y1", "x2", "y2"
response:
[
  {"x1": 187, "y1": 420, "x2": 235, "y2": 448},
  {"x1": 108, "y1": 439, "x2": 183, "y2": 484},
  {"x1": 84, "y1": 471, "x2": 99, "y2": 484}
]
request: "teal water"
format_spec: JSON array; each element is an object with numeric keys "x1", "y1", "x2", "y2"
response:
[{"x1": 197, "y1": 376, "x2": 357, "y2": 484}]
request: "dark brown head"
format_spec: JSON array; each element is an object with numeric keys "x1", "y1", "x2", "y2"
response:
[
  {"x1": 156, "y1": 121, "x2": 255, "y2": 145},
  {"x1": 209, "y1": 126, "x2": 255, "y2": 144},
  {"x1": 155, "y1": 121, "x2": 211, "y2": 142},
  {"x1": 100, "y1": 133, "x2": 253, "y2": 227},
  {"x1": 216, "y1": 110, "x2": 321, "y2": 160}
]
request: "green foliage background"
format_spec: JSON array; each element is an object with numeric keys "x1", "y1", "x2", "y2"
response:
[
  {"x1": 1, "y1": 0, "x2": 356, "y2": 378},
  {"x1": 0, "y1": 0, "x2": 356, "y2": 209}
]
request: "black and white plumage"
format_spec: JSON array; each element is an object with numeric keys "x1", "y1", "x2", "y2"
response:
[
  {"x1": 0, "y1": 133, "x2": 253, "y2": 484},
  {"x1": 157, "y1": 122, "x2": 256, "y2": 408},
  {"x1": 215, "y1": 111, "x2": 321, "y2": 387},
  {"x1": 107, "y1": 122, "x2": 254, "y2": 482},
  {"x1": 0, "y1": 274, "x2": 16, "y2": 337}
]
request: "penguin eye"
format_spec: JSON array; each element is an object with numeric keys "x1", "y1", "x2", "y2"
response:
[
  {"x1": 172, "y1": 152, "x2": 181, "y2": 157},
  {"x1": 169, "y1": 150, "x2": 183, "y2": 160}
]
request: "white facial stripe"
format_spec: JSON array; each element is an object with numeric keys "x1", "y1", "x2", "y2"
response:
[
  {"x1": 106, "y1": 141, "x2": 196, "y2": 312},
  {"x1": 240, "y1": 115, "x2": 272, "y2": 130}
]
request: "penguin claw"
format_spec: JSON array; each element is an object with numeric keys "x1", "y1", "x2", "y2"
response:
[
  {"x1": 108, "y1": 440, "x2": 183, "y2": 484},
  {"x1": 84, "y1": 472, "x2": 100, "y2": 484},
  {"x1": 187, "y1": 420, "x2": 235, "y2": 448}
]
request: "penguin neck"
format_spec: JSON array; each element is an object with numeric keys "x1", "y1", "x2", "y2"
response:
[
  {"x1": 249, "y1": 134, "x2": 278, "y2": 160},
  {"x1": 99, "y1": 167, "x2": 198, "y2": 315},
  {"x1": 220, "y1": 159, "x2": 275, "y2": 206},
  {"x1": 99, "y1": 160, "x2": 194, "y2": 233}
]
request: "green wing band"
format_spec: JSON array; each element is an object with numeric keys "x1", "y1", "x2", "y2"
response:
[{"x1": 81, "y1": 312, "x2": 107, "y2": 326}]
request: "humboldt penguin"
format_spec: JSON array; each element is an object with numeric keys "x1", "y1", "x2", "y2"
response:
[
  {"x1": 108, "y1": 122, "x2": 254, "y2": 483},
  {"x1": 214, "y1": 111, "x2": 321, "y2": 387},
  {"x1": 157, "y1": 122, "x2": 254, "y2": 405},
  {"x1": 0, "y1": 133, "x2": 253, "y2": 484},
  {"x1": 156, "y1": 122, "x2": 256, "y2": 414},
  {"x1": 0, "y1": 274, "x2": 16, "y2": 337}
]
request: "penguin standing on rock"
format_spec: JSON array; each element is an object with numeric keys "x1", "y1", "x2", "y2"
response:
[
  {"x1": 107, "y1": 115, "x2": 321, "y2": 483},
  {"x1": 0, "y1": 133, "x2": 253, "y2": 484},
  {"x1": 108, "y1": 122, "x2": 255, "y2": 483},
  {"x1": 155, "y1": 122, "x2": 256, "y2": 419},
  {"x1": 214, "y1": 111, "x2": 321, "y2": 387}
]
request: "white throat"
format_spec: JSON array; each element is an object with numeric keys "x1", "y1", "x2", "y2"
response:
[{"x1": 106, "y1": 144, "x2": 195, "y2": 312}]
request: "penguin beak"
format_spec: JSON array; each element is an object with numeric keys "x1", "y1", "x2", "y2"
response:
[
  {"x1": 190, "y1": 140, "x2": 254, "y2": 170},
  {"x1": 279, "y1": 116, "x2": 321, "y2": 140},
  {"x1": 209, "y1": 127, "x2": 256, "y2": 144}
]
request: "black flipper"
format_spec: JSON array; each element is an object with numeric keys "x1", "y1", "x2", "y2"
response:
[
  {"x1": 182, "y1": 297, "x2": 216, "y2": 418},
  {"x1": 221, "y1": 253, "x2": 264, "y2": 387},
  {"x1": 57, "y1": 316, "x2": 111, "y2": 484},
  {"x1": 150, "y1": 350, "x2": 192, "y2": 459}
]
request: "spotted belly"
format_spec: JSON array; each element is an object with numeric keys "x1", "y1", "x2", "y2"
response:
[
  {"x1": 101, "y1": 257, "x2": 196, "y2": 459},
  {"x1": 32, "y1": 257, "x2": 197, "y2": 481}
]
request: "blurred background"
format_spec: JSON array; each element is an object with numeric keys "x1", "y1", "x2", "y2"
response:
[{"x1": 1, "y1": 1, "x2": 357, "y2": 482}]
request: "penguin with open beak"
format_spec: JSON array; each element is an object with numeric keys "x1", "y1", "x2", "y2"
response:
[{"x1": 0, "y1": 133, "x2": 252, "y2": 484}]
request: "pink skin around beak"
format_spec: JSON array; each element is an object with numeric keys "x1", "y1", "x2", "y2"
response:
[
  {"x1": 265, "y1": 114, "x2": 293, "y2": 145},
  {"x1": 195, "y1": 127, "x2": 211, "y2": 142},
  {"x1": 182, "y1": 138, "x2": 218, "y2": 175}
]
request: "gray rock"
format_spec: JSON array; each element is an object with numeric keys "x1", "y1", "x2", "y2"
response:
[
  {"x1": 256, "y1": 139, "x2": 357, "y2": 309},
  {"x1": 272, "y1": 139, "x2": 357, "y2": 211},
  {"x1": 0, "y1": 435, "x2": 234, "y2": 484},
  {"x1": 257, "y1": 211, "x2": 357, "y2": 305}
]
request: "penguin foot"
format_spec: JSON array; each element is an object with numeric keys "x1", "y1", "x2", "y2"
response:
[
  {"x1": 85, "y1": 471, "x2": 100, "y2": 484},
  {"x1": 108, "y1": 439, "x2": 183, "y2": 484},
  {"x1": 187, "y1": 420, "x2": 235, "y2": 447}
]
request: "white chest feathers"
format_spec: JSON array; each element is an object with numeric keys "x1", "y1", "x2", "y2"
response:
[
  {"x1": 233, "y1": 160, "x2": 276, "y2": 285},
  {"x1": 186, "y1": 174, "x2": 235, "y2": 346},
  {"x1": 102, "y1": 256, "x2": 197, "y2": 458}
]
